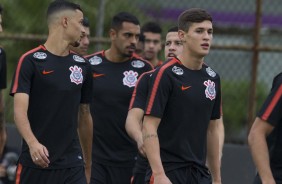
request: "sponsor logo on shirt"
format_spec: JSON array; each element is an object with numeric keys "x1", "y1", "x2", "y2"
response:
[
  {"x1": 89, "y1": 56, "x2": 102, "y2": 65},
  {"x1": 78, "y1": 155, "x2": 82, "y2": 160},
  {"x1": 181, "y1": 85, "x2": 191, "y2": 91},
  {"x1": 69, "y1": 65, "x2": 83, "y2": 85},
  {"x1": 204, "y1": 80, "x2": 216, "y2": 100},
  {"x1": 206, "y1": 67, "x2": 216, "y2": 77},
  {"x1": 73, "y1": 55, "x2": 85, "y2": 62},
  {"x1": 123, "y1": 70, "x2": 138, "y2": 87},
  {"x1": 33, "y1": 52, "x2": 47, "y2": 59},
  {"x1": 172, "y1": 66, "x2": 184, "y2": 75},
  {"x1": 131, "y1": 60, "x2": 145, "y2": 68}
]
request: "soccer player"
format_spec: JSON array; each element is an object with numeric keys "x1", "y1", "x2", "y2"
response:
[
  {"x1": 10, "y1": 1, "x2": 93, "y2": 183},
  {"x1": 70, "y1": 17, "x2": 90, "y2": 56},
  {"x1": 248, "y1": 73, "x2": 282, "y2": 184},
  {"x1": 143, "y1": 8, "x2": 222, "y2": 184},
  {"x1": 126, "y1": 26, "x2": 184, "y2": 184},
  {"x1": 164, "y1": 26, "x2": 183, "y2": 60},
  {"x1": 0, "y1": 4, "x2": 7, "y2": 156},
  {"x1": 141, "y1": 22, "x2": 163, "y2": 67},
  {"x1": 85, "y1": 12, "x2": 153, "y2": 184}
]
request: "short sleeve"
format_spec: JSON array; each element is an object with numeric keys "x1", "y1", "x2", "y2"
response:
[
  {"x1": 0, "y1": 48, "x2": 7, "y2": 89},
  {"x1": 80, "y1": 62, "x2": 93, "y2": 104}
]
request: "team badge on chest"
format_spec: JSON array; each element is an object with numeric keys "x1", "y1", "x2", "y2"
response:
[
  {"x1": 123, "y1": 70, "x2": 138, "y2": 87},
  {"x1": 69, "y1": 65, "x2": 83, "y2": 85},
  {"x1": 203, "y1": 80, "x2": 216, "y2": 100}
]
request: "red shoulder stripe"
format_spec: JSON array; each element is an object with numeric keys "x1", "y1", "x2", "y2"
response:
[
  {"x1": 11, "y1": 46, "x2": 42, "y2": 94},
  {"x1": 261, "y1": 84, "x2": 282, "y2": 121},
  {"x1": 129, "y1": 70, "x2": 155, "y2": 110},
  {"x1": 146, "y1": 58, "x2": 178, "y2": 114},
  {"x1": 85, "y1": 50, "x2": 104, "y2": 58}
]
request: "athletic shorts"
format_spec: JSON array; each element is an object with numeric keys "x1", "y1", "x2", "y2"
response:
[
  {"x1": 90, "y1": 161, "x2": 132, "y2": 184},
  {"x1": 131, "y1": 172, "x2": 146, "y2": 184},
  {"x1": 15, "y1": 163, "x2": 86, "y2": 184},
  {"x1": 145, "y1": 165, "x2": 212, "y2": 184}
]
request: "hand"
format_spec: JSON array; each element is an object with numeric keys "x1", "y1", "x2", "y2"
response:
[
  {"x1": 137, "y1": 138, "x2": 146, "y2": 157},
  {"x1": 154, "y1": 173, "x2": 172, "y2": 184},
  {"x1": 28, "y1": 141, "x2": 50, "y2": 168},
  {"x1": 0, "y1": 128, "x2": 7, "y2": 156}
]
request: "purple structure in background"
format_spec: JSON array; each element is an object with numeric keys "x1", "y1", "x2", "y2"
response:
[{"x1": 146, "y1": 8, "x2": 282, "y2": 28}]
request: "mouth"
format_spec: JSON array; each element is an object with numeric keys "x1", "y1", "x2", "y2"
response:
[
  {"x1": 127, "y1": 46, "x2": 136, "y2": 52},
  {"x1": 201, "y1": 43, "x2": 210, "y2": 49},
  {"x1": 167, "y1": 53, "x2": 176, "y2": 57}
]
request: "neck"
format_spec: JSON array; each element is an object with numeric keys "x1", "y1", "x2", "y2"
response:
[
  {"x1": 147, "y1": 57, "x2": 160, "y2": 67},
  {"x1": 105, "y1": 47, "x2": 130, "y2": 63},
  {"x1": 44, "y1": 30, "x2": 70, "y2": 56},
  {"x1": 178, "y1": 51, "x2": 204, "y2": 70}
]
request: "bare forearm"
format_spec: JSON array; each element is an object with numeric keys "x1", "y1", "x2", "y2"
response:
[
  {"x1": 248, "y1": 132, "x2": 274, "y2": 182},
  {"x1": 143, "y1": 128, "x2": 164, "y2": 175},
  {"x1": 125, "y1": 116, "x2": 142, "y2": 143},
  {"x1": 78, "y1": 104, "x2": 93, "y2": 167},
  {"x1": 207, "y1": 122, "x2": 221, "y2": 182}
]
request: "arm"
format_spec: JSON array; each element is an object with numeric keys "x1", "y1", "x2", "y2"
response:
[
  {"x1": 206, "y1": 119, "x2": 221, "y2": 184},
  {"x1": 78, "y1": 104, "x2": 93, "y2": 183},
  {"x1": 14, "y1": 93, "x2": 49, "y2": 168},
  {"x1": 248, "y1": 117, "x2": 275, "y2": 184},
  {"x1": 125, "y1": 108, "x2": 145, "y2": 156},
  {"x1": 218, "y1": 117, "x2": 224, "y2": 160},
  {"x1": 0, "y1": 90, "x2": 6, "y2": 156},
  {"x1": 143, "y1": 115, "x2": 172, "y2": 184}
]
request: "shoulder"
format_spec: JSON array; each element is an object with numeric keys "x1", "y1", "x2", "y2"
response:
[
  {"x1": 85, "y1": 50, "x2": 104, "y2": 66},
  {"x1": 155, "y1": 58, "x2": 181, "y2": 75},
  {"x1": 0, "y1": 47, "x2": 6, "y2": 56},
  {"x1": 20, "y1": 45, "x2": 47, "y2": 62},
  {"x1": 202, "y1": 63, "x2": 221, "y2": 80},
  {"x1": 131, "y1": 53, "x2": 154, "y2": 69},
  {"x1": 272, "y1": 72, "x2": 282, "y2": 88}
]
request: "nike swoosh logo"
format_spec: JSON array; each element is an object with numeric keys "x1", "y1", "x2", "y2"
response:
[
  {"x1": 42, "y1": 70, "x2": 54, "y2": 75},
  {"x1": 181, "y1": 85, "x2": 191, "y2": 91},
  {"x1": 93, "y1": 73, "x2": 105, "y2": 78}
]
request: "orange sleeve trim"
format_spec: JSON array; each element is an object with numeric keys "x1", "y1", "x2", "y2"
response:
[
  {"x1": 261, "y1": 84, "x2": 282, "y2": 121},
  {"x1": 146, "y1": 59, "x2": 177, "y2": 114},
  {"x1": 15, "y1": 163, "x2": 23, "y2": 184},
  {"x1": 129, "y1": 70, "x2": 155, "y2": 110},
  {"x1": 11, "y1": 46, "x2": 42, "y2": 94},
  {"x1": 85, "y1": 50, "x2": 104, "y2": 58}
]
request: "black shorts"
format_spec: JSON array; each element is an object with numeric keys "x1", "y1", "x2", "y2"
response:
[
  {"x1": 131, "y1": 172, "x2": 146, "y2": 184},
  {"x1": 145, "y1": 166, "x2": 212, "y2": 184},
  {"x1": 90, "y1": 162, "x2": 132, "y2": 184},
  {"x1": 15, "y1": 163, "x2": 86, "y2": 184}
]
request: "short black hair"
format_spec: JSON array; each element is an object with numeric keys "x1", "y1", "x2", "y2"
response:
[
  {"x1": 167, "y1": 26, "x2": 178, "y2": 34},
  {"x1": 178, "y1": 8, "x2": 212, "y2": 32},
  {"x1": 47, "y1": 0, "x2": 83, "y2": 20},
  {"x1": 0, "y1": 4, "x2": 3, "y2": 15},
  {"x1": 111, "y1": 12, "x2": 139, "y2": 31},
  {"x1": 141, "y1": 22, "x2": 162, "y2": 34},
  {"x1": 82, "y1": 17, "x2": 90, "y2": 27}
]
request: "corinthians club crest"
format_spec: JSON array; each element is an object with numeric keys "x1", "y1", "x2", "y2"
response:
[
  {"x1": 203, "y1": 80, "x2": 216, "y2": 100},
  {"x1": 123, "y1": 70, "x2": 138, "y2": 87},
  {"x1": 69, "y1": 65, "x2": 83, "y2": 85}
]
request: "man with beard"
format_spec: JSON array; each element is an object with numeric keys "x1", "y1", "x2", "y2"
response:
[
  {"x1": 85, "y1": 12, "x2": 153, "y2": 184},
  {"x1": 10, "y1": 1, "x2": 93, "y2": 183},
  {"x1": 141, "y1": 22, "x2": 163, "y2": 67}
]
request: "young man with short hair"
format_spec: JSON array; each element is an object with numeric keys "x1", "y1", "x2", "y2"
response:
[
  {"x1": 141, "y1": 22, "x2": 163, "y2": 67},
  {"x1": 10, "y1": 1, "x2": 93, "y2": 183},
  {"x1": 86, "y1": 12, "x2": 153, "y2": 184},
  {"x1": 143, "y1": 8, "x2": 222, "y2": 184}
]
